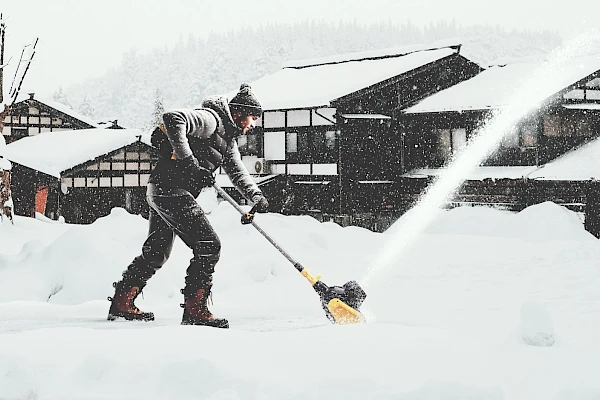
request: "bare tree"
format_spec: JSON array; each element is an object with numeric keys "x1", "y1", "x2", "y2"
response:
[{"x1": 0, "y1": 13, "x2": 39, "y2": 224}]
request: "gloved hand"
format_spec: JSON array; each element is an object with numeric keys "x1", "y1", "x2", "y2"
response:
[
  {"x1": 241, "y1": 195, "x2": 269, "y2": 225},
  {"x1": 251, "y1": 195, "x2": 269, "y2": 213},
  {"x1": 178, "y1": 155, "x2": 215, "y2": 192}
]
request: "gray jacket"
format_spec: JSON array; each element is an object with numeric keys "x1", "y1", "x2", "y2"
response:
[{"x1": 149, "y1": 96, "x2": 262, "y2": 202}]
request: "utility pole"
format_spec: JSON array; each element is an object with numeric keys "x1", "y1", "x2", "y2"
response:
[{"x1": 1, "y1": 13, "x2": 6, "y2": 107}]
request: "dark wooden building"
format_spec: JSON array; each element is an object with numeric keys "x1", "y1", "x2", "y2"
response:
[
  {"x1": 396, "y1": 56, "x2": 600, "y2": 235},
  {"x1": 234, "y1": 41, "x2": 482, "y2": 227},
  {"x1": 2, "y1": 93, "x2": 101, "y2": 144},
  {"x1": 3, "y1": 128, "x2": 157, "y2": 223}
]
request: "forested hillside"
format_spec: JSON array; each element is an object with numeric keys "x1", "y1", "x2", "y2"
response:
[{"x1": 59, "y1": 20, "x2": 561, "y2": 129}]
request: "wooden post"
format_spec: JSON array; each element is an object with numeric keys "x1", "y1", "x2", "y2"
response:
[{"x1": 584, "y1": 180, "x2": 600, "y2": 238}]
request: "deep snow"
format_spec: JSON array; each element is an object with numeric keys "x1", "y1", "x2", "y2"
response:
[{"x1": 1, "y1": 190, "x2": 600, "y2": 399}]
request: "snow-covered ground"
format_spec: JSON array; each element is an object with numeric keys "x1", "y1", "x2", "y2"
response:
[{"x1": 1, "y1": 189, "x2": 600, "y2": 399}]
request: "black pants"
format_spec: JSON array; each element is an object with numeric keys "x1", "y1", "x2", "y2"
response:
[{"x1": 120, "y1": 183, "x2": 220, "y2": 293}]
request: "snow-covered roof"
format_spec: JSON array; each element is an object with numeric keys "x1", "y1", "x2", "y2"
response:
[
  {"x1": 2, "y1": 129, "x2": 145, "y2": 178},
  {"x1": 403, "y1": 166, "x2": 539, "y2": 180},
  {"x1": 282, "y1": 39, "x2": 462, "y2": 68},
  {"x1": 528, "y1": 137, "x2": 600, "y2": 181},
  {"x1": 15, "y1": 94, "x2": 101, "y2": 128},
  {"x1": 234, "y1": 42, "x2": 464, "y2": 110},
  {"x1": 406, "y1": 55, "x2": 600, "y2": 114}
]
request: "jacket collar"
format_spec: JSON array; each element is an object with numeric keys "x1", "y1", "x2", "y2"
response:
[{"x1": 200, "y1": 96, "x2": 241, "y2": 141}]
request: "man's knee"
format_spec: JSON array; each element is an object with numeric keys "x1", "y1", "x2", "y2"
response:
[{"x1": 192, "y1": 236, "x2": 221, "y2": 260}]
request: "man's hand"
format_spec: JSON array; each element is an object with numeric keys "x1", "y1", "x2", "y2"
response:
[
  {"x1": 241, "y1": 195, "x2": 269, "y2": 225},
  {"x1": 179, "y1": 155, "x2": 215, "y2": 191},
  {"x1": 251, "y1": 195, "x2": 269, "y2": 213}
]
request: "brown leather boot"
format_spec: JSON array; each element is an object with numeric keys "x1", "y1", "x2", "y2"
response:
[
  {"x1": 181, "y1": 288, "x2": 229, "y2": 328},
  {"x1": 107, "y1": 282, "x2": 154, "y2": 322}
]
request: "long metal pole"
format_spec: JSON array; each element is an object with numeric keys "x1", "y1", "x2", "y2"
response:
[{"x1": 213, "y1": 183, "x2": 304, "y2": 273}]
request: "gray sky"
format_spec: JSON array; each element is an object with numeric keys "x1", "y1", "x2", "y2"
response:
[{"x1": 2, "y1": 0, "x2": 599, "y2": 99}]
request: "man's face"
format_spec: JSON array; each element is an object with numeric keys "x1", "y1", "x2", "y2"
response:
[{"x1": 235, "y1": 114, "x2": 260, "y2": 134}]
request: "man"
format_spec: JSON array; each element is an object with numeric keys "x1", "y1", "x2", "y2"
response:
[{"x1": 107, "y1": 83, "x2": 268, "y2": 328}]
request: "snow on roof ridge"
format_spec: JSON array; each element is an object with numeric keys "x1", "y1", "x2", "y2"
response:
[
  {"x1": 283, "y1": 39, "x2": 463, "y2": 69},
  {"x1": 485, "y1": 55, "x2": 544, "y2": 68},
  {"x1": 14, "y1": 93, "x2": 101, "y2": 128},
  {"x1": 34, "y1": 97, "x2": 101, "y2": 128}
]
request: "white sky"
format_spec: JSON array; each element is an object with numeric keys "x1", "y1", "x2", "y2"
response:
[{"x1": 1, "y1": 0, "x2": 599, "y2": 98}]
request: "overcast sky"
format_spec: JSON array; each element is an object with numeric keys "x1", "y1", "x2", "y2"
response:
[{"x1": 2, "y1": 0, "x2": 599, "y2": 99}]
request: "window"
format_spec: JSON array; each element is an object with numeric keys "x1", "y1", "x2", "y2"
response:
[
  {"x1": 521, "y1": 121, "x2": 538, "y2": 147},
  {"x1": 237, "y1": 132, "x2": 260, "y2": 156},
  {"x1": 499, "y1": 119, "x2": 539, "y2": 148},
  {"x1": 543, "y1": 114, "x2": 592, "y2": 137},
  {"x1": 544, "y1": 115, "x2": 562, "y2": 137},
  {"x1": 286, "y1": 131, "x2": 298, "y2": 153},
  {"x1": 312, "y1": 129, "x2": 337, "y2": 162},
  {"x1": 286, "y1": 129, "x2": 309, "y2": 161},
  {"x1": 436, "y1": 128, "x2": 468, "y2": 162},
  {"x1": 436, "y1": 129, "x2": 451, "y2": 159},
  {"x1": 452, "y1": 128, "x2": 467, "y2": 153}
]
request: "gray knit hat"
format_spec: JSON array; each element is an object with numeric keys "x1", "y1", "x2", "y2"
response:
[{"x1": 229, "y1": 83, "x2": 263, "y2": 117}]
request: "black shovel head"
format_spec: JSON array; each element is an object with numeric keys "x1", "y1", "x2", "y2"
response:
[{"x1": 313, "y1": 280, "x2": 367, "y2": 323}]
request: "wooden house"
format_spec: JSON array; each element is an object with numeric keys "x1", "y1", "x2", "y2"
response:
[
  {"x1": 233, "y1": 41, "x2": 482, "y2": 227},
  {"x1": 3, "y1": 127, "x2": 280, "y2": 224},
  {"x1": 3, "y1": 128, "x2": 156, "y2": 223},
  {"x1": 2, "y1": 93, "x2": 100, "y2": 144},
  {"x1": 397, "y1": 55, "x2": 600, "y2": 236}
]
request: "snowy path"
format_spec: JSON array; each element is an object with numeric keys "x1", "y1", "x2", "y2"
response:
[{"x1": 3, "y1": 205, "x2": 600, "y2": 398}]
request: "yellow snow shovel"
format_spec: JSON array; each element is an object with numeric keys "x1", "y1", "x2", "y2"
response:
[{"x1": 214, "y1": 184, "x2": 366, "y2": 324}]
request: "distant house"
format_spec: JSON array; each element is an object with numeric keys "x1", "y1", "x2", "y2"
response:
[
  {"x1": 233, "y1": 41, "x2": 482, "y2": 225},
  {"x1": 2, "y1": 93, "x2": 101, "y2": 144},
  {"x1": 2, "y1": 129, "x2": 157, "y2": 223},
  {"x1": 2, "y1": 128, "x2": 282, "y2": 224},
  {"x1": 402, "y1": 56, "x2": 600, "y2": 170},
  {"x1": 97, "y1": 118, "x2": 126, "y2": 129},
  {"x1": 396, "y1": 55, "x2": 600, "y2": 236}
]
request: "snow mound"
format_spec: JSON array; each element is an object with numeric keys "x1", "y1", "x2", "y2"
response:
[
  {"x1": 416, "y1": 202, "x2": 592, "y2": 242},
  {"x1": 512, "y1": 201, "x2": 590, "y2": 242},
  {"x1": 421, "y1": 205, "x2": 514, "y2": 236},
  {"x1": 520, "y1": 302, "x2": 555, "y2": 347}
]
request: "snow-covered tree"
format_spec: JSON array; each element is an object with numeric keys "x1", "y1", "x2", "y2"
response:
[
  {"x1": 58, "y1": 21, "x2": 562, "y2": 128},
  {"x1": 150, "y1": 88, "x2": 165, "y2": 130},
  {"x1": 52, "y1": 86, "x2": 72, "y2": 108},
  {"x1": 78, "y1": 95, "x2": 95, "y2": 118}
]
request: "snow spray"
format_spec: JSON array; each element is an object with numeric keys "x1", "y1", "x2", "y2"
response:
[{"x1": 362, "y1": 30, "x2": 600, "y2": 288}]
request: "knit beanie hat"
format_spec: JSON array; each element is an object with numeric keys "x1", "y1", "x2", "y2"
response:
[{"x1": 229, "y1": 83, "x2": 263, "y2": 117}]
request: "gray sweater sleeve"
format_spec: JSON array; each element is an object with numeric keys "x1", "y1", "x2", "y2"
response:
[
  {"x1": 161, "y1": 109, "x2": 218, "y2": 159},
  {"x1": 222, "y1": 140, "x2": 263, "y2": 202}
]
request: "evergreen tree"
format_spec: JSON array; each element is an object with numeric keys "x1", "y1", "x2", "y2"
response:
[
  {"x1": 52, "y1": 86, "x2": 72, "y2": 108},
  {"x1": 150, "y1": 88, "x2": 165, "y2": 130},
  {"x1": 79, "y1": 95, "x2": 95, "y2": 118}
]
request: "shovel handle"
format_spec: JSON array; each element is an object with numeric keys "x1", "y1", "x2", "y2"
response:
[{"x1": 213, "y1": 183, "x2": 305, "y2": 273}]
